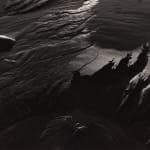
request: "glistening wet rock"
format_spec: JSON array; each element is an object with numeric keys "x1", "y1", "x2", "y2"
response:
[
  {"x1": 0, "y1": 1, "x2": 149, "y2": 150},
  {"x1": 0, "y1": 0, "x2": 96, "y2": 132}
]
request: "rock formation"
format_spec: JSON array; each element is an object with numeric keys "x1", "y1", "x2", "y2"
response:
[{"x1": 0, "y1": 0, "x2": 149, "y2": 150}]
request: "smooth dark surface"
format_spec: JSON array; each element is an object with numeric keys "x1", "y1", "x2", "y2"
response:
[{"x1": 89, "y1": 0, "x2": 150, "y2": 50}]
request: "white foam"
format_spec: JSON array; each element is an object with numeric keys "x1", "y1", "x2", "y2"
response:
[{"x1": 70, "y1": 0, "x2": 99, "y2": 13}]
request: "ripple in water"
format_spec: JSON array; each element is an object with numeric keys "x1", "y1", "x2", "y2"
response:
[{"x1": 89, "y1": 0, "x2": 150, "y2": 50}]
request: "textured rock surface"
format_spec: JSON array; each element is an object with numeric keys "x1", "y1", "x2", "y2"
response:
[
  {"x1": 0, "y1": 0, "x2": 149, "y2": 150},
  {"x1": 5, "y1": 0, "x2": 49, "y2": 14}
]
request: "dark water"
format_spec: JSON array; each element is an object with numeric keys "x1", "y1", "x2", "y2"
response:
[{"x1": 89, "y1": 0, "x2": 150, "y2": 50}]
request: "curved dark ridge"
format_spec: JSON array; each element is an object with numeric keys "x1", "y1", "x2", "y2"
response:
[
  {"x1": 0, "y1": 36, "x2": 16, "y2": 52},
  {"x1": 39, "y1": 115, "x2": 147, "y2": 150}
]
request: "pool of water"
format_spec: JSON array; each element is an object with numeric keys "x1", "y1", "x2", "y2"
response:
[{"x1": 89, "y1": 0, "x2": 150, "y2": 50}]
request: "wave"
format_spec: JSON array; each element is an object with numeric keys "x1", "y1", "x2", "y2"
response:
[{"x1": 69, "y1": 0, "x2": 99, "y2": 13}]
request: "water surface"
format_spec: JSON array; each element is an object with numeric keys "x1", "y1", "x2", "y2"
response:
[{"x1": 89, "y1": 0, "x2": 150, "y2": 50}]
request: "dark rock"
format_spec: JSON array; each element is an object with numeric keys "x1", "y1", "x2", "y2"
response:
[
  {"x1": 40, "y1": 115, "x2": 148, "y2": 150},
  {"x1": 0, "y1": 35, "x2": 16, "y2": 51}
]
